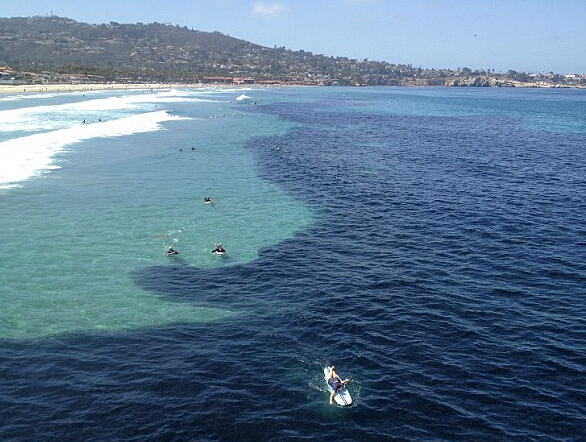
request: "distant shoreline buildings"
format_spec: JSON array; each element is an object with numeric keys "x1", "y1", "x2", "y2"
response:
[
  {"x1": 0, "y1": 16, "x2": 584, "y2": 89},
  {"x1": 1, "y1": 66, "x2": 584, "y2": 89}
]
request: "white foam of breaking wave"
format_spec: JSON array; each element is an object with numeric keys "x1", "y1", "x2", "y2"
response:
[
  {"x1": 0, "y1": 110, "x2": 185, "y2": 189},
  {"x1": 211, "y1": 87, "x2": 254, "y2": 94},
  {"x1": 0, "y1": 89, "x2": 218, "y2": 133},
  {"x1": 0, "y1": 91, "x2": 69, "y2": 102}
]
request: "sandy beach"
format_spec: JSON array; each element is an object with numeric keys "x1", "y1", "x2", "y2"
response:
[{"x1": 0, "y1": 82, "x2": 211, "y2": 95}]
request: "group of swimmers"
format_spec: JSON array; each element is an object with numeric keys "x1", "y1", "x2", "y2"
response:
[{"x1": 165, "y1": 196, "x2": 225, "y2": 256}]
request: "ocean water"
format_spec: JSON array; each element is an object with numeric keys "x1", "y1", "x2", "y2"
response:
[{"x1": 1, "y1": 86, "x2": 585, "y2": 441}]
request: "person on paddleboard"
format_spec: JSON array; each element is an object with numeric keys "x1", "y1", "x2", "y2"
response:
[{"x1": 327, "y1": 365, "x2": 350, "y2": 405}]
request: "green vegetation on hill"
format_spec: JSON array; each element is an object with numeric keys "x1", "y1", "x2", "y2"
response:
[{"x1": 0, "y1": 16, "x2": 583, "y2": 87}]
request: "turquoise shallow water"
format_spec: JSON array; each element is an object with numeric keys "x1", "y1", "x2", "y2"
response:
[{"x1": 0, "y1": 88, "x2": 313, "y2": 339}]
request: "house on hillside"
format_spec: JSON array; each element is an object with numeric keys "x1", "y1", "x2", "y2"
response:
[
  {"x1": 202, "y1": 76, "x2": 234, "y2": 84},
  {"x1": 0, "y1": 67, "x2": 21, "y2": 84}
]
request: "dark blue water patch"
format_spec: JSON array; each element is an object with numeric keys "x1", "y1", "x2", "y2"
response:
[
  {"x1": 4, "y1": 89, "x2": 586, "y2": 442},
  {"x1": 4, "y1": 232, "x2": 586, "y2": 442},
  {"x1": 244, "y1": 96, "x2": 586, "y2": 208},
  {"x1": 241, "y1": 90, "x2": 586, "y2": 438},
  {"x1": 1, "y1": 308, "x2": 399, "y2": 442}
]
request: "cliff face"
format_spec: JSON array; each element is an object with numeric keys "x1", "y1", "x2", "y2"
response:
[
  {"x1": 445, "y1": 77, "x2": 494, "y2": 87},
  {"x1": 444, "y1": 76, "x2": 576, "y2": 88}
]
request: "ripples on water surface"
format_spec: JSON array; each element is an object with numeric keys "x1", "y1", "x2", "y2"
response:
[{"x1": 2, "y1": 87, "x2": 586, "y2": 441}]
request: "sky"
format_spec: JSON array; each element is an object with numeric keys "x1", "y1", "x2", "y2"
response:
[{"x1": 2, "y1": 0, "x2": 585, "y2": 74}]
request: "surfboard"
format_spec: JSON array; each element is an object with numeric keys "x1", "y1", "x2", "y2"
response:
[{"x1": 324, "y1": 366, "x2": 352, "y2": 406}]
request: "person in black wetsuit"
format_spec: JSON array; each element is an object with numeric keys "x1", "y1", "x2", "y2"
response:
[
  {"x1": 166, "y1": 247, "x2": 178, "y2": 255},
  {"x1": 213, "y1": 244, "x2": 225, "y2": 254}
]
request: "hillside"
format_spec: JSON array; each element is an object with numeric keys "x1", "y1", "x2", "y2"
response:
[
  {"x1": 0, "y1": 16, "x2": 264, "y2": 81},
  {"x1": 0, "y1": 16, "x2": 583, "y2": 87}
]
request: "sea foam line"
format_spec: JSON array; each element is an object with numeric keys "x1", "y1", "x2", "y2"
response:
[
  {"x1": 0, "y1": 89, "x2": 217, "y2": 133},
  {"x1": 0, "y1": 110, "x2": 185, "y2": 189}
]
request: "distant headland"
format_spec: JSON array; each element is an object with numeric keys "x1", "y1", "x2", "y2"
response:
[{"x1": 0, "y1": 15, "x2": 584, "y2": 88}]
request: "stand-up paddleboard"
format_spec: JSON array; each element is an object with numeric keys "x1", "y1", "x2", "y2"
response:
[{"x1": 324, "y1": 366, "x2": 352, "y2": 406}]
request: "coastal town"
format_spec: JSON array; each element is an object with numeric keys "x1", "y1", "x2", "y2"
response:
[
  {"x1": 1, "y1": 64, "x2": 585, "y2": 89},
  {"x1": 0, "y1": 15, "x2": 584, "y2": 88}
]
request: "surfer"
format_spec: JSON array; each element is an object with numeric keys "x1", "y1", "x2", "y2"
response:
[
  {"x1": 166, "y1": 247, "x2": 178, "y2": 256},
  {"x1": 327, "y1": 365, "x2": 350, "y2": 405},
  {"x1": 213, "y1": 244, "x2": 225, "y2": 254},
  {"x1": 204, "y1": 196, "x2": 212, "y2": 203}
]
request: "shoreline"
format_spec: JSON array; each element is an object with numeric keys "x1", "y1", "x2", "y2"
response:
[
  {"x1": 0, "y1": 82, "x2": 225, "y2": 95},
  {"x1": 1, "y1": 81, "x2": 583, "y2": 97}
]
